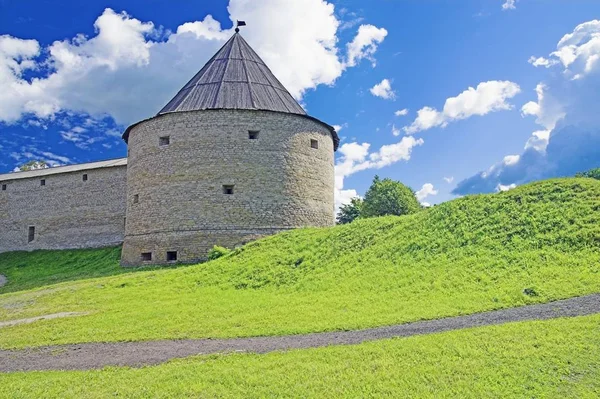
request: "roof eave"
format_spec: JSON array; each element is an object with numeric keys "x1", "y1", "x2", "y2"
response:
[{"x1": 121, "y1": 109, "x2": 339, "y2": 151}]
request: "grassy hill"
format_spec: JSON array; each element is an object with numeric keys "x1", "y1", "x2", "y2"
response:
[
  {"x1": 2, "y1": 314, "x2": 599, "y2": 398},
  {"x1": 1, "y1": 177, "x2": 599, "y2": 350}
]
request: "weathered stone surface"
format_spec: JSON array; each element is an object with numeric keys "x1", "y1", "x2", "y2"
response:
[
  {"x1": 121, "y1": 109, "x2": 335, "y2": 266},
  {"x1": 0, "y1": 166, "x2": 127, "y2": 253},
  {"x1": 0, "y1": 109, "x2": 336, "y2": 266}
]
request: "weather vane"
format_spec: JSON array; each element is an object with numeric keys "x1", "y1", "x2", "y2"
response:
[{"x1": 235, "y1": 20, "x2": 246, "y2": 33}]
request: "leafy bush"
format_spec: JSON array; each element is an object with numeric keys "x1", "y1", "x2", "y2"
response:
[
  {"x1": 336, "y1": 197, "x2": 363, "y2": 224},
  {"x1": 207, "y1": 245, "x2": 232, "y2": 261},
  {"x1": 576, "y1": 168, "x2": 600, "y2": 180},
  {"x1": 361, "y1": 176, "x2": 421, "y2": 218}
]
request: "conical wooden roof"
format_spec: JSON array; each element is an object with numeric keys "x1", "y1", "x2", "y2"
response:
[{"x1": 158, "y1": 32, "x2": 306, "y2": 115}]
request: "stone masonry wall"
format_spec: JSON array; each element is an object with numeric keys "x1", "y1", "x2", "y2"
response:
[
  {"x1": 0, "y1": 165, "x2": 127, "y2": 253},
  {"x1": 121, "y1": 109, "x2": 335, "y2": 266}
]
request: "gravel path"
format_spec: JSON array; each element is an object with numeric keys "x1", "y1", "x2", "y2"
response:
[
  {"x1": 1, "y1": 293, "x2": 599, "y2": 373},
  {"x1": 0, "y1": 275, "x2": 6, "y2": 288}
]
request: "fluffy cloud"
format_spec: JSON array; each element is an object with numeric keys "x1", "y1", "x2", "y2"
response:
[
  {"x1": 528, "y1": 56, "x2": 557, "y2": 68},
  {"x1": 520, "y1": 83, "x2": 565, "y2": 130},
  {"x1": 454, "y1": 21, "x2": 600, "y2": 196},
  {"x1": 0, "y1": 1, "x2": 387, "y2": 127},
  {"x1": 370, "y1": 78, "x2": 395, "y2": 100},
  {"x1": 345, "y1": 24, "x2": 388, "y2": 67},
  {"x1": 443, "y1": 176, "x2": 454, "y2": 183},
  {"x1": 334, "y1": 137, "x2": 424, "y2": 209},
  {"x1": 392, "y1": 124, "x2": 401, "y2": 136},
  {"x1": 502, "y1": 0, "x2": 517, "y2": 10},
  {"x1": 415, "y1": 183, "x2": 438, "y2": 202},
  {"x1": 529, "y1": 20, "x2": 600, "y2": 80},
  {"x1": 394, "y1": 108, "x2": 408, "y2": 116},
  {"x1": 404, "y1": 81, "x2": 521, "y2": 134}
]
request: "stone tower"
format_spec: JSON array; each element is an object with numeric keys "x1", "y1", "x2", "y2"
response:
[{"x1": 120, "y1": 32, "x2": 339, "y2": 266}]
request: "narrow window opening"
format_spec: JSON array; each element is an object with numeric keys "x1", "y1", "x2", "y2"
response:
[
  {"x1": 1, "y1": 184, "x2": 6, "y2": 191},
  {"x1": 167, "y1": 251, "x2": 178, "y2": 262},
  {"x1": 223, "y1": 185, "x2": 234, "y2": 195},
  {"x1": 310, "y1": 139, "x2": 319, "y2": 149},
  {"x1": 133, "y1": 194, "x2": 139, "y2": 204},
  {"x1": 83, "y1": 174, "x2": 88, "y2": 181},
  {"x1": 141, "y1": 252, "x2": 152, "y2": 261},
  {"x1": 40, "y1": 179, "x2": 46, "y2": 186},
  {"x1": 248, "y1": 130, "x2": 259, "y2": 140},
  {"x1": 159, "y1": 136, "x2": 170, "y2": 146},
  {"x1": 28, "y1": 226, "x2": 35, "y2": 243}
]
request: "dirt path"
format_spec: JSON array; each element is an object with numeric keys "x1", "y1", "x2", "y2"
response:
[
  {"x1": 1, "y1": 293, "x2": 599, "y2": 373},
  {"x1": 0, "y1": 275, "x2": 6, "y2": 288}
]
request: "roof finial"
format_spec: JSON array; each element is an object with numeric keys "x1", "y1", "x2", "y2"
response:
[{"x1": 235, "y1": 20, "x2": 246, "y2": 33}]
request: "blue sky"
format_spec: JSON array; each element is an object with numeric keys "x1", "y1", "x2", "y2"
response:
[{"x1": 1, "y1": 0, "x2": 599, "y2": 208}]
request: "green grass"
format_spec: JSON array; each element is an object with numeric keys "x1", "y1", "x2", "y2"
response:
[
  {"x1": 0, "y1": 178, "x2": 599, "y2": 349},
  {"x1": 1, "y1": 314, "x2": 599, "y2": 398},
  {"x1": 0, "y1": 246, "x2": 165, "y2": 294}
]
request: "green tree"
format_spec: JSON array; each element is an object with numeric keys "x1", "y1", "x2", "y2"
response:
[
  {"x1": 576, "y1": 168, "x2": 600, "y2": 180},
  {"x1": 336, "y1": 197, "x2": 363, "y2": 224},
  {"x1": 18, "y1": 160, "x2": 48, "y2": 171},
  {"x1": 361, "y1": 175, "x2": 421, "y2": 218}
]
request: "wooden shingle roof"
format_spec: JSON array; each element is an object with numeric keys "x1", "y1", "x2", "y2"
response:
[
  {"x1": 158, "y1": 32, "x2": 306, "y2": 116},
  {"x1": 123, "y1": 32, "x2": 338, "y2": 150}
]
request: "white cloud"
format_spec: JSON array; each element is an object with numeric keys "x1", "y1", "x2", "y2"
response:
[
  {"x1": 404, "y1": 81, "x2": 521, "y2": 134},
  {"x1": 454, "y1": 20, "x2": 600, "y2": 196},
  {"x1": 9, "y1": 146, "x2": 72, "y2": 170},
  {"x1": 392, "y1": 124, "x2": 400, "y2": 136},
  {"x1": 345, "y1": 24, "x2": 388, "y2": 67},
  {"x1": 528, "y1": 56, "x2": 557, "y2": 68},
  {"x1": 521, "y1": 83, "x2": 565, "y2": 130},
  {"x1": 415, "y1": 183, "x2": 438, "y2": 202},
  {"x1": 370, "y1": 78, "x2": 395, "y2": 100},
  {"x1": 525, "y1": 130, "x2": 551, "y2": 152},
  {"x1": 443, "y1": 176, "x2": 454, "y2": 183},
  {"x1": 394, "y1": 108, "x2": 408, "y2": 116},
  {"x1": 502, "y1": 0, "x2": 517, "y2": 10},
  {"x1": 496, "y1": 183, "x2": 517, "y2": 192},
  {"x1": 0, "y1": 2, "x2": 388, "y2": 126},
  {"x1": 529, "y1": 20, "x2": 600, "y2": 80},
  {"x1": 334, "y1": 137, "x2": 423, "y2": 209},
  {"x1": 332, "y1": 123, "x2": 348, "y2": 133},
  {"x1": 503, "y1": 155, "x2": 520, "y2": 166}
]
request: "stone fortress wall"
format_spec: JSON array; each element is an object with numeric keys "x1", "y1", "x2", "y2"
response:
[
  {"x1": 121, "y1": 109, "x2": 335, "y2": 266},
  {"x1": 0, "y1": 160, "x2": 127, "y2": 254}
]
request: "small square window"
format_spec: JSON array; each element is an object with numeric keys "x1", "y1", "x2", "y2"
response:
[
  {"x1": 1, "y1": 184, "x2": 6, "y2": 191},
  {"x1": 133, "y1": 194, "x2": 139, "y2": 204},
  {"x1": 223, "y1": 185, "x2": 234, "y2": 195},
  {"x1": 248, "y1": 130, "x2": 259, "y2": 140},
  {"x1": 159, "y1": 136, "x2": 170, "y2": 146},
  {"x1": 28, "y1": 226, "x2": 35, "y2": 243},
  {"x1": 310, "y1": 139, "x2": 319, "y2": 149},
  {"x1": 40, "y1": 179, "x2": 46, "y2": 186},
  {"x1": 167, "y1": 251, "x2": 178, "y2": 262},
  {"x1": 83, "y1": 174, "x2": 88, "y2": 181},
  {"x1": 141, "y1": 252, "x2": 152, "y2": 261}
]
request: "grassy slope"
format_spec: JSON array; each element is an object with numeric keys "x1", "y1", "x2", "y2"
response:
[
  {"x1": 0, "y1": 247, "x2": 170, "y2": 294},
  {"x1": 0, "y1": 247, "x2": 124, "y2": 294},
  {"x1": 1, "y1": 315, "x2": 599, "y2": 398},
  {"x1": 0, "y1": 178, "x2": 599, "y2": 349}
]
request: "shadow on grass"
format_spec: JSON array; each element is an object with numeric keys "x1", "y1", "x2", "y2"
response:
[{"x1": 0, "y1": 246, "x2": 194, "y2": 294}]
